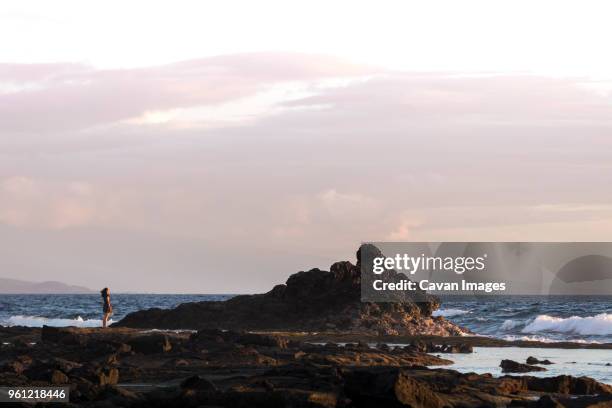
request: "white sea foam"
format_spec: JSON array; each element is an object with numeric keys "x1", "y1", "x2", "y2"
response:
[
  {"x1": 432, "y1": 308, "x2": 470, "y2": 317},
  {"x1": 501, "y1": 334, "x2": 602, "y2": 344},
  {"x1": 500, "y1": 319, "x2": 522, "y2": 331},
  {"x1": 522, "y1": 313, "x2": 612, "y2": 336},
  {"x1": 141, "y1": 329, "x2": 197, "y2": 334},
  {"x1": 4, "y1": 315, "x2": 113, "y2": 328}
]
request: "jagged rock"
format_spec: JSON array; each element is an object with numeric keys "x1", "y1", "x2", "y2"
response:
[
  {"x1": 527, "y1": 356, "x2": 554, "y2": 365},
  {"x1": 501, "y1": 359, "x2": 547, "y2": 373},
  {"x1": 421, "y1": 343, "x2": 474, "y2": 353},
  {"x1": 344, "y1": 368, "x2": 449, "y2": 408},
  {"x1": 115, "y1": 245, "x2": 465, "y2": 336}
]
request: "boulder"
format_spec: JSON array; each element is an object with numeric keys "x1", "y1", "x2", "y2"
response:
[{"x1": 500, "y1": 359, "x2": 547, "y2": 373}]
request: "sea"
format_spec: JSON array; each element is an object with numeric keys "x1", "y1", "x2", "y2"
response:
[
  {"x1": 0, "y1": 294, "x2": 234, "y2": 328},
  {"x1": 1, "y1": 294, "x2": 611, "y2": 383},
  {"x1": 1, "y1": 294, "x2": 609, "y2": 343},
  {"x1": 0, "y1": 293, "x2": 612, "y2": 343}
]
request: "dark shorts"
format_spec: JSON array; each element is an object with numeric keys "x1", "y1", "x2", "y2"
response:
[{"x1": 103, "y1": 304, "x2": 112, "y2": 313}]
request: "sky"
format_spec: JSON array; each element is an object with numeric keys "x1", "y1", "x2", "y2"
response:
[{"x1": 1, "y1": 1, "x2": 612, "y2": 292}]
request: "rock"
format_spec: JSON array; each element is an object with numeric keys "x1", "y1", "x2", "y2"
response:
[
  {"x1": 501, "y1": 359, "x2": 547, "y2": 373},
  {"x1": 3, "y1": 324, "x2": 612, "y2": 407},
  {"x1": 97, "y1": 385, "x2": 143, "y2": 405},
  {"x1": 345, "y1": 368, "x2": 448, "y2": 408},
  {"x1": 2, "y1": 360, "x2": 25, "y2": 375},
  {"x1": 532, "y1": 395, "x2": 565, "y2": 407},
  {"x1": 50, "y1": 369, "x2": 69, "y2": 384},
  {"x1": 376, "y1": 343, "x2": 390, "y2": 351},
  {"x1": 53, "y1": 357, "x2": 82, "y2": 373},
  {"x1": 71, "y1": 364, "x2": 120, "y2": 386},
  {"x1": 180, "y1": 375, "x2": 218, "y2": 392},
  {"x1": 127, "y1": 333, "x2": 172, "y2": 354},
  {"x1": 527, "y1": 356, "x2": 554, "y2": 365},
  {"x1": 235, "y1": 332, "x2": 289, "y2": 349},
  {"x1": 551, "y1": 394, "x2": 612, "y2": 407},
  {"x1": 115, "y1": 343, "x2": 132, "y2": 354},
  {"x1": 41, "y1": 326, "x2": 88, "y2": 345},
  {"x1": 523, "y1": 375, "x2": 612, "y2": 395},
  {"x1": 114, "y1": 245, "x2": 465, "y2": 336},
  {"x1": 98, "y1": 367, "x2": 120, "y2": 386},
  {"x1": 440, "y1": 343, "x2": 473, "y2": 353}
]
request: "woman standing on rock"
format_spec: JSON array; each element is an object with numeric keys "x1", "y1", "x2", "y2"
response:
[{"x1": 101, "y1": 287, "x2": 112, "y2": 328}]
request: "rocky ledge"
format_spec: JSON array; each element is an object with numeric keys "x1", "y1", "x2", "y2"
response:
[
  {"x1": 0, "y1": 326, "x2": 610, "y2": 407},
  {"x1": 115, "y1": 245, "x2": 465, "y2": 336}
]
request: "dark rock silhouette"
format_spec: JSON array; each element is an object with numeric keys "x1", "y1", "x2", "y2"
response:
[
  {"x1": 115, "y1": 244, "x2": 465, "y2": 336},
  {"x1": 527, "y1": 356, "x2": 554, "y2": 365}
]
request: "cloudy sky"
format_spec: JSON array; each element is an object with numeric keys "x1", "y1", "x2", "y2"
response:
[{"x1": 2, "y1": 1, "x2": 612, "y2": 292}]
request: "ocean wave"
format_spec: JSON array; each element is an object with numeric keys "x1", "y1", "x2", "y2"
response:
[
  {"x1": 522, "y1": 313, "x2": 612, "y2": 336},
  {"x1": 3, "y1": 315, "x2": 113, "y2": 328},
  {"x1": 500, "y1": 319, "x2": 523, "y2": 331},
  {"x1": 432, "y1": 308, "x2": 470, "y2": 317},
  {"x1": 502, "y1": 334, "x2": 602, "y2": 344}
]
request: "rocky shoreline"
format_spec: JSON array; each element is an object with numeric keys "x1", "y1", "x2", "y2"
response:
[
  {"x1": 1, "y1": 246, "x2": 611, "y2": 407},
  {"x1": 0, "y1": 326, "x2": 611, "y2": 407}
]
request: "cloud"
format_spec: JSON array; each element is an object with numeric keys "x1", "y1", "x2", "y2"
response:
[
  {"x1": 0, "y1": 53, "x2": 376, "y2": 133},
  {"x1": 2, "y1": 62, "x2": 612, "y2": 291},
  {"x1": 0, "y1": 176, "x2": 105, "y2": 229},
  {"x1": 387, "y1": 216, "x2": 424, "y2": 240},
  {"x1": 281, "y1": 73, "x2": 612, "y2": 127}
]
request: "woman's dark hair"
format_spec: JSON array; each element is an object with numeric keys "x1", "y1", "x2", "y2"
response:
[{"x1": 101, "y1": 287, "x2": 109, "y2": 296}]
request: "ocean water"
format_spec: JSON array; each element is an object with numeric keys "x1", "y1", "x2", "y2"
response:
[
  {"x1": 0, "y1": 294, "x2": 610, "y2": 344},
  {"x1": 0, "y1": 294, "x2": 234, "y2": 328},
  {"x1": 434, "y1": 295, "x2": 612, "y2": 343},
  {"x1": 430, "y1": 347, "x2": 612, "y2": 385}
]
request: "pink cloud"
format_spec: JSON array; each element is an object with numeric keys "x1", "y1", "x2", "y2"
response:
[{"x1": 0, "y1": 53, "x2": 376, "y2": 132}]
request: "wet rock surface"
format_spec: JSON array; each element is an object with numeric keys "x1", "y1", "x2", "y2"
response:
[
  {"x1": 0, "y1": 326, "x2": 610, "y2": 407},
  {"x1": 115, "y1": 245, "x2": 466, "y2": 336}
]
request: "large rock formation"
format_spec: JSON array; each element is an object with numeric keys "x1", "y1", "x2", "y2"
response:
[{"x1": 115, "y1": 245, "x2": 465, "y2": 336}]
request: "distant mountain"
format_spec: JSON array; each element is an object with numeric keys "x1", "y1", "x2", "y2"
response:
[{"x1": 0, "y1": 278, "x2": 93, "y2": 294}]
